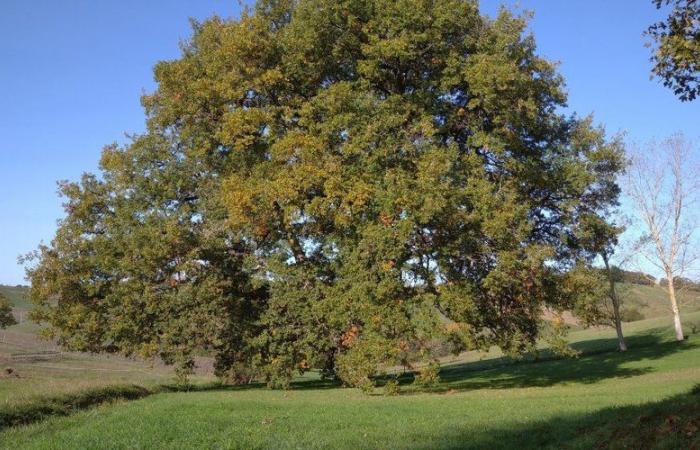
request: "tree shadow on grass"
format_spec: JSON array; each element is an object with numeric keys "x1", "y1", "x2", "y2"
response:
[
  {"x1": 173, "y1": 376, "x2": 343, "y2": 394},
  {"x1": 187, "y1": 331, "x2": 695, "y2": 395},
  {"x1": 429, "y1": 386, "x2": 700, "y2": 449},
  {"x1": 390, "y1": 333, "x2": 697, "y2": 394}
]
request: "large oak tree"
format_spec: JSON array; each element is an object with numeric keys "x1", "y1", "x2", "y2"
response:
[{"x1": 26, "y1": 0, "x2": 624, "y2": 388}]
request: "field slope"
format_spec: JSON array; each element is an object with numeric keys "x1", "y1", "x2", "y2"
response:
[
  {"x1": 0, "y1": 285, "x2": 205, "y2": 405},
  {"x1": 0, "y1": 285, "x2": 31, "y2": 310},
  {"x1": 2, "y1": 312, "x2": 699, "y2": 450},
  {"x1": 621, "y1": 283, "x2": 700, "y2": 319}
]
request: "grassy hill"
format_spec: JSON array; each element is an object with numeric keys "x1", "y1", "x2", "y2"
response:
[
  {"x1": 0, "y1": 330, "x2": 207, "y2": 409},
  {"x1": 1, "y1": 312, "x2": 699, "y2": 449},
  {"x1": 0, "y1": 285, "x2": 31, "y2": 310},
  {"x1": 1, "y1": 281, "x2": 698, "y2": 406},
  {"x1": 621, "y1": 282, "x2": 700, "y2": 320},
  {"x1": 0, "y1": 284, "x2": 204, "y2": 406},
  {"x1": 1, "y1": 282, "x2": 699, "y2": 448}
]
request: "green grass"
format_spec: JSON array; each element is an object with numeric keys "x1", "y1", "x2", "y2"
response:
[
  {"x1": 0, "y1": 385, "x2": 153, "y2": 429},
  {"x1": 0, "y1": 285, "x2": 31, "y2": 310},
  {"x1": 621, "y1": 282, "x2": 700, "y2": 319},
  {"x1": 1, "y1": 280, "x2": 695, "y2": 408},
  {"x1": 2, "y1": 312, "x2": 699, "y2": 449}
]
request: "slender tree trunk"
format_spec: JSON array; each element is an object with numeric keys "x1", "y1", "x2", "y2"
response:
[
  {"x1": 611, "y1": 296, "x2": 627, "y2": 352},
  {"x1": 666, "y1": 275, "x2": 684, "y2": 341},
  {"x1": 603, "y1": 256, "x2": 627, "y2": 351}
]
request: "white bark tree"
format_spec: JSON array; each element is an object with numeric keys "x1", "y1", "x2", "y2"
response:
[{"x1": 626, "y1": 134, "x2": 700, "y2": 341}]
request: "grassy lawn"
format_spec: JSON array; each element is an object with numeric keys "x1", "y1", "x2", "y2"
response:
[{"x1": 2, "y1": 312, "x2": 699, "y2": 449}]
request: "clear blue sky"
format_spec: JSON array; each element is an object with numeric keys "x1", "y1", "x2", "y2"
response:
[{"x1": 1, "y1": 0, "x2": 698, "y2": 285}]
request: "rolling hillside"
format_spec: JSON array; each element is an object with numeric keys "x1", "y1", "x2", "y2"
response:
[
  {"x1": 1, "y1": 281, "x2": 698, "y2": 409},
  {"x1": 2, "y1": 312, "x2": 699, "y2": 449},
  {"x1": 620, "y1": 283, "x2": 700, "y2": 319},
  {"x1": 0, "y1": 285, "x2": 31, "y2": 310},
  {"x1": 0, "y1": 284, "x2": 203, "y2": 405}
]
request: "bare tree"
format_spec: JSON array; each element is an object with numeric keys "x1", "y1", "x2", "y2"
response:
[{"x1": 626, "y1": 134, "x2": 700, "y2": 341}]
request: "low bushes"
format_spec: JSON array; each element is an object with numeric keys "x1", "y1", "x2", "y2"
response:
[{"x1": 621, "y1": 307, "x2": 646, "y2": 322}]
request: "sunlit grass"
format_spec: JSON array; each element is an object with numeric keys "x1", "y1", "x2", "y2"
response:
[{"x1": 2, "y1": 312, "x2": 699, "y2": 449}]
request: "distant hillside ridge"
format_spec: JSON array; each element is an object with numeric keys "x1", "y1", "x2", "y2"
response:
[
  {"x1": 620, "y1": 283, "x2": 700, "y2": 320},
  {"x1": 0, "y1": 285, "x2": 30, "y2": 310}
]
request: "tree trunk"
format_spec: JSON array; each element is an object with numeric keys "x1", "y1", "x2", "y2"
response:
[
  {"x1": 603, "y1": 256, "x2": 626, "y2": 351},
  {"x1": 667, "y1": 276, "x2": 684, "y2": 341},
  {"x1": 612, "y1": 300, "x2": 627, "y2": 352}
]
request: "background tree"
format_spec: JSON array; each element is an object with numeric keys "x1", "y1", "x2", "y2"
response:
[
  {"x1": 626, "y1": 134, "x2": 700, "y2": 341},
  {"x1": 26, "y1": 0, "x2": 626, "y2": 389},
  {"x1": 0, "y1": 293, "x2": 17, "y2": 329},
  {"x1": 646, "y1": 0, "x2": 700, "y2": 101},
  {"x1": 573, "y1": 214, "x2": 628, "y2": 351}
]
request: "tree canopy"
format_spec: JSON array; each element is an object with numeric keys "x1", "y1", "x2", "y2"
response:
[
  {"x1": 26, "y1": 0, "x2": 625, "y2": 388},
  {"x1": 647, "y1": 0, "x2": 700, "y2": 101},
  {"x1": 0, "y1": 293, "x2": 16, "y2": 329}
]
